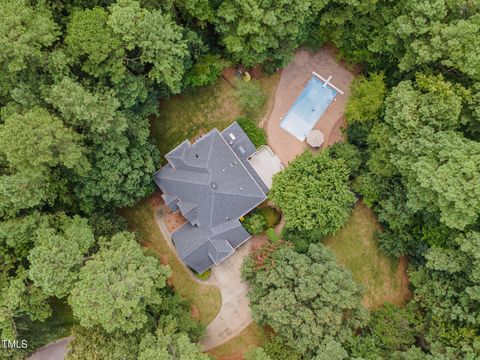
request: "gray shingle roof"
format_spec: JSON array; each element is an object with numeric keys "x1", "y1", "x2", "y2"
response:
[
  {"x1": 154, "y1": 123, "x2": 267, "y2": 273},
  {"x1": 222, "y1": 122, "x2": 269, "y2": 194}
]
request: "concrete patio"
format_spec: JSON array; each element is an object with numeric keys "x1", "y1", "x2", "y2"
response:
[{"x1": 264, "y1": 46, "x2": 356, "y2": 164}]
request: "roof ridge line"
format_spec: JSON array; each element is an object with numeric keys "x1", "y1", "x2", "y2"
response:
[
  {"x1": 174, "y1": 224, "x2": 211, "y2": 260},
  {"x1": 215, "y1": 189, "x2": 266, "y2": 199},
  {"x1": 165, "y1": 139, "x2": 189, "y2": 158},
  {"x1": 160, "y1": 172, "x2": 210, "y2": 187},
  {"x1": 214, "y1": 127, "x2": 267, "y2": 197}
]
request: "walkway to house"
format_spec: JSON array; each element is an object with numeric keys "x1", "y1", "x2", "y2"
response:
[{"x1": 263, "y1": 46, "x2": 356, "y2": 164}]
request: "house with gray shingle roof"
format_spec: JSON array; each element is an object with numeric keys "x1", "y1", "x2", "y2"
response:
[{"x1": 153, "y1": 122, "x2": 269, "y2": 273}]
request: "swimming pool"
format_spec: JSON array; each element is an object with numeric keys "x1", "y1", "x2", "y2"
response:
[{"x1": 280, "y1": 76, "x2": 337, "y2": 141}]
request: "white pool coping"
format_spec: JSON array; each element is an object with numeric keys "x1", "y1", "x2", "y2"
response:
[{"x1": 312, "y1": 71, "x2": 345, "y2": 95}]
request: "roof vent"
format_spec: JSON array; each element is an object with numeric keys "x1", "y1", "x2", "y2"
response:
[
  {"x1": 195, "y1": 154, "x2": 199, "y2": 158},
  {"x1": 225, "y1": 216, "x2": 229, "y2": 220},
  {"x1": 211, "y1": 182, "x2": 217, "y2": 189}
]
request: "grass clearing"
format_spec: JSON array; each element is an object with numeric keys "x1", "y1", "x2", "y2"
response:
[
  {"x1": 324, "y1": 202, "x2": 411, "y2": 309},
  {"x1": 150, "y1": 74, "x2": 280, "y2": 159},
  {"x1": 207, "y1": 322, "x2": 268, "y2": 360},
  {"x1": 121, "y1": 197, "x2": 222, "y2": 325}
]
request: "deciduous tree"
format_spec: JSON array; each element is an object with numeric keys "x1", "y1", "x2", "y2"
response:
[
  {"x1": 108, "y1": 0, "x2": 189, "y2": 92},
  {"x1": 242, "y1": 243, "x2": 367, "y2": 356},
  {"x1": 269, "y1": 151, "x2": 355, "y2": 235},
  {"x1": 345, "y1": 72, "x2": 386, "y2": 124},
  {"x1": 0, "y1": 0, "x2": 58, "y2": 73},
  {"x1": 138, "y1": 327, "x2": 210, "y2": 360},
  {"x1": 0, "y1": 108, "x2": 89, "y2": 174},
  {"x1": 28, "y1": 216, "x2": 95, "y2": 298},
  {"x1": 215, "y1": 0, "x2": 328, "y2": 67},
  {"x1": 69, "y1": 232, "x2": 171, "y2": 333}
]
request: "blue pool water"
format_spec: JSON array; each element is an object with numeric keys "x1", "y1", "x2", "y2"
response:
[{"x1": 280, "y1": 76, "x2": 337, "y2": 141}]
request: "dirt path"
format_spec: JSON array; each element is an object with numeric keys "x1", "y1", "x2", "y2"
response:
[{"x1": 265, "y1": 46, "x2": 356, "y2": 164}]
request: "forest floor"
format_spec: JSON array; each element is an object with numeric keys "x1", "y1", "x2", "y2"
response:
[
  {"x1": 122, "y1": 196, "x2": 222, "y2": 325},
  {"x1": 324, "y1": 202, "x2": 412, "y2": 308}
]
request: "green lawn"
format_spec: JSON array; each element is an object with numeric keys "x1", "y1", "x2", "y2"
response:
[
  {"x1": 121, "y1": 198, "x2": 222, "y2": 325},
  {"x1": 208, "y1": 322, "x2": 268, "y2": 359},
  {"x1": 324, "y1": 202, "x2": 411, "y2": 309},
  {"x1": 150, "y1": 74, "x2": 280, "y2": 159}
]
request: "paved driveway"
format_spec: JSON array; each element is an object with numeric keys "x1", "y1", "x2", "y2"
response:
[
  {"x1": 200, "y1": 241, "x2": 253, "y2": 350},
  {"x1": 27, "y1": 337, "x2": 72, "y2": 360}
]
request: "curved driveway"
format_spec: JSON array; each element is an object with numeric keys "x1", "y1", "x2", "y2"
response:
[{"x1": 200, "y1": 241, "x2": 253, "y2": 350}]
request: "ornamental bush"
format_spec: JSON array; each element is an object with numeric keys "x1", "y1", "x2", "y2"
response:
[
  {"x1": 243, "y1": 211, "x2": 268, "y2": 235},
  {"x1": 236, "y1": 117, "x2": 267, "y2": 148}
]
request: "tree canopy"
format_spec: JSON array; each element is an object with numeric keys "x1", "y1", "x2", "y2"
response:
[
  {"x1": 69, "y1": 233, "x2": 171, "y2": 333},
  {"x1": 215, "y1": 0, "x2": 327, "y2": 67},
  {"x1": 1, "y1": 0, "x2": 479, "y2": 358},
  {"x1": 242, "y1": 243, "x2": 367, "y2": 357},
  {"x1": 269, "y1": 151, "x2": 355, "y2": 235},
  {"x1": 0, "y1": 0, "x2": 58, "y2": 74}
]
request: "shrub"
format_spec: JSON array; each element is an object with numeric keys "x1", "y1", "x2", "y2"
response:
[
  {"x1": 236, "y1": 117, "x2": 266, "y2": 148},
  {"x1": 269, "y1": 151, "x2": 355, "y2": 235},
  {"x1": 195, "y1": 269, "x2": 211, "y2": 281},
  {"x1": 184, "y1": 54, "x2": 230, "y2": 87},
  {"x1": 281, "y1": 228, "x2": 311, "y2": 253},
  {"x1": 234, "y1": 80, "x2": 266, "y2": 114},
  {"x1": 245, "y1": 347, "x2": 272, "y2": 360},
  {"x1": 263, "y1": 337, "x2": 301, "y2": 360},
  {"x1": 259, "y1": 207, "x2": 280, "y2": 228},
  {"x1": 327, "y1": 142, "x2": 362, "y2": 178},
  {"x1": 266, "y1": 228, "x2": 280, "y2": 243},
  {"x1": 243, "y1": 211, "x2": 267, "y2": 235}
]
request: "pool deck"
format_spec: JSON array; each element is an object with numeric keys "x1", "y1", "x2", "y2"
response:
[{"x1": 263, "y1": 46, "x2": 356, "y2": 164}]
